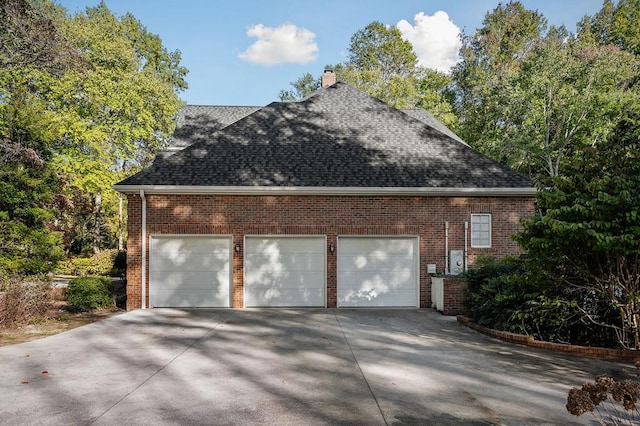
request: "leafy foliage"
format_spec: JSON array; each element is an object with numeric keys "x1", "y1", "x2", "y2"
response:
[
  {"x1": 46, "y1": 2, "x2": 186, "y2": 253},
  {"x1": 56, "y1": 249, "x2": 125, "y2": 277},
  {"x1": 464, "y1": 257, "x2": 621, "y2": 347},
  {"x1": 65, "y1": 276, "x2": 113, "y2": 311},
  {"x1": 0, "y1": 0, "x2": 187, "y2": 274},
  {"x1": 517, "y1": 117, "x2": 640, "y2": 349},
  {"x1": 452, "y1": 1, "x2": 640, "y2": 181},
  {"x1": 467, "y1": 116, "x2": 639, "y2": 349},
  {"x1": 464, "y1": 256, "x2": 525, "y2": 331},
  {"x1": 0, "y1": 0, "x2": 88, "y2": 73},
  {"x1": 579, "y1": 0, "x2": 640, "y2": 55},
  {"x1": 452, "y1": 2, "x2": 547, "y2": 159},
  {"x1": 0, "y1": 76, "x2": 66, "y2": 276},
  {"x1": 279, "y1": 22, "x2": 458, "y2": 129},
  {"x1": 278, "y1": 72, "x2": 319, "y2": 102}
]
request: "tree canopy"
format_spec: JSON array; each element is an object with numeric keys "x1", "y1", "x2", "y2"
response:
[
  {"x1": 578, "y1": 0, "x2": 640, "y2": 55},
  {"x1": 0, "y1": 0, "x2": 187, "y2": 275},
  {"x1": 278, "y1": 72, "x2": 319, "y2": 102},
  {"x1": 516, "y1": 116, "x2": 640, "y2": 348},
  {"x1": 452, "y1": 1, "x2": 640, "y2": 181},
  {"x1": 279, "y1": 21, "x2": 457, "y2": 129},
  {"x1": 457, "y1": 0, "x2": 640, "y2": 350}
]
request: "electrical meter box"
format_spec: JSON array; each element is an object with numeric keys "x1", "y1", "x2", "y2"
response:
[{"x1": 450, "y1": 250, "x2": 464, "y2": 275}]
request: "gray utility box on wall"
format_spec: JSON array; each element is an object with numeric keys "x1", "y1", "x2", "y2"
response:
[{"x1": 450, "y1": 250, "x2": 464, "y2": 275}]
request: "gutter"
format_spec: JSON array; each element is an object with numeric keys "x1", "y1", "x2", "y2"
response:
[
  {"x1": 140, "y1": 189, "x2": 146, "y2": 309},
  {"x1": 113, "y1": 185, "x2": 537, "y2": 197}
]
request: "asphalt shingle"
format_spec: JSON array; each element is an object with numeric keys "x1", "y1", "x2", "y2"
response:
[{"x1": 117, "y1": 82, "x2": 533, "y2": 189}]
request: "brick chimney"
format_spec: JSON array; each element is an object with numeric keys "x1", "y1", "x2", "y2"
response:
[{"x1": 321, "y1": 69, "x2": 336, "y2": 88}]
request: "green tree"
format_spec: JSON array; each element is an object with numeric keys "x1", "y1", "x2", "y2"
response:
[
  {"x1": 452, "y1": 1, "x2": 548, "y2": 159},
  {"x1": 1, "y1": 0, "x2": 187, "y2": 265},
  {"x1": 579, "y1": 0, "x2": 640, "y2": 55},
  {"x1": 43, "y1": 1, "x2": 186, "y2": 253},
  {"x1": 0, "y1": 82, "x2": 67, "y2": 275},
  {"x1": 341, "y1": 21, "x2": 420, "y2": 108},
  {"x1": 453, "y1": 1, "x2": 640, "y2": 181},
  {"x1": 278, "y1": 72, "x2": 319, "y2": 102},
  {"x1": 517, "y1": 117, "x2": 640, "y2": 349},
  {"x1": 0, "y1": 0, "x2": 78, "y2": 275},
  {"x1": 509, "y1": 31, "x2": 638, "y2": 178},
  {"x1": 414, "y1": 68, "x2": 458, "y2": 130},
  {"x1": 0, "y1": 0, "x2": 86, "y2": 73},
  {"x1": 280, "y1": 21, "x2": 457, "y2": 126},
  {"x1": 348, "y1": 21, "x2": 417, "y2": 81}
]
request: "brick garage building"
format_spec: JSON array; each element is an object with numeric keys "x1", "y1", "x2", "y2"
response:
[{"x1": 115, "y1": 74, "x2": 535, "y2": 310}]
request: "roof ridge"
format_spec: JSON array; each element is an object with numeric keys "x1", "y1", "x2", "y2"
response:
[{"x1": 181, "y1": 104, "x2": 263, "y2": 108}]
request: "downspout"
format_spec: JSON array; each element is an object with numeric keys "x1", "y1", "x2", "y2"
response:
[
  {"x1": 464, "y1": 221, "x2": 469, "y2": 272},
  {"x1": 140, "y1": 189, "x2": 147, "y2": 309},
  {"x1": 444, "y1": 222, "x2": 449, "y2": 274}
]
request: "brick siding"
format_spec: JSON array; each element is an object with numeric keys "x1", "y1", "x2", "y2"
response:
[
  {"x1": 126, "y1": 194, "x2": 534, "y2": 310},
  {"x1": 430, "y1": 276, "x2": 470, "y2": 316}
]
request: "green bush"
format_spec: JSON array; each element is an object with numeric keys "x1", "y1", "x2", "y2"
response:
[
  {"x1": 56, "y1": 249, "x2": 124, "y2": 277},
  {"x1": 65, "y1": 276, "x2": 113, "y2": 311},
  {"x1": 464, "y1": 256, "x2": 621, "y2": 348},
  {"x1": 110, "y1": 251, "x2": 126, "y2": 277},
  {"x1": 463, "y1": 256, "x2": 526, "y2": 331}
]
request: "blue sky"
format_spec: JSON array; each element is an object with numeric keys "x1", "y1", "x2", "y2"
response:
[{"x1": 56, "y1": 0, "x2": 607, "y2": 106}]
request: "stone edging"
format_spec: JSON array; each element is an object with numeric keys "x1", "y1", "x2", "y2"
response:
[{"x1": 457, "y1": 316, "x2": 640, "y2": 363}]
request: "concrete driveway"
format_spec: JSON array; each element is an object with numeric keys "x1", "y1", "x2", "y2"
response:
[{"x1": 0, "y1": 309, "x2": 632, "y2": 425}]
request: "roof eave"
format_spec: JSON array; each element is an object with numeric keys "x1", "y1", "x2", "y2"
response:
[{"x1": 112, "y1": 185, "x2": 537, "y2": 197}]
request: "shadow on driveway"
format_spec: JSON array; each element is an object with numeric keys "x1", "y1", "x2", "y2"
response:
[{"x1": 0, "y1": 309, "x2": 631, "y2": 425}]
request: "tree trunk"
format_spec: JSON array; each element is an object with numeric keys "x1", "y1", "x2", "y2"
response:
[
  {"x1": 632, "y1": 308, "x2": 640, "y2": 351},
  {"x1": 93, "y1": 191, "x2": 102, "y2": 254}
]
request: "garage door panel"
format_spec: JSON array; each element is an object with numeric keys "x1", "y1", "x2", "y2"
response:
[
  {"x1": 337, "y1": 254, "x2": 415, "y2": 273},
  {"x1": 339, "y1": 270, "x2": 416, "y2": 285},
  {"x1": 339, "y1": 288, "x2": 416, "y2": 307},
  {"x1": 153, "y1": 271, "x2": 229, "y2": 290},
  {"x1": 151, "y1": 253, "x2": 227, "y2": 273},
  {"x1": 245, "y1": 253, "x2": 321, "y2": 272},
  {"x1": 339, "y1": 238, "x2": 414, "y2": 254},
  {"x1": 150, "y1": 236, "x2": 231, "y2": 308},
  {"x1": 153, "y1": 288, "x2": 228, "y2": 308},
  {"x1": 246, "y1": 238, "x2": 324, "y2": 254},
  {"x1": 246, "y1": 286, "x2": 325, "y2": 307},
  {"x1": 245, "y1": 237, "x2": 325, "y2": 307},
  {"x1": 338, "y1": 237, "x2": 418, "y2": 307},
  {"x1": 152, "y1": 237, "x2": 228, "y2": 254}
]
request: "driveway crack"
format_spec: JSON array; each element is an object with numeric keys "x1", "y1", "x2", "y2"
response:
[{"x1": 333, "y1": 310, "x2": 389, "y2": 426}]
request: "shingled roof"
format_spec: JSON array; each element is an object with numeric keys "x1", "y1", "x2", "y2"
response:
[
  {"x1": 155, "y1": 105, "x2": 261, "y2": 160},
  {"x1": 115, "y1": 82, "x2": 534, "y2": 194},
  {"x1": 400, "y1": 109, "x2": 466, "y2": 145}
]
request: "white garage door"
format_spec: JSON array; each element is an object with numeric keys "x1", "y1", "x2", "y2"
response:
[
  {"x1": 149, "y1": 235, "x2": 231, "y2": 308},
  {"x1": 338, "y1": 237, "x2": 419, "y2": 307},
  {"x1": 244, "y1": 236, "x2": 325, "y2": 307}
]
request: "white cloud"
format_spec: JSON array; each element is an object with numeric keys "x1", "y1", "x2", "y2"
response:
[
  {"x1": 239, "y1": 23, "x2": 318, "y2": 66},
  {"x1": 397, "y1": 11, "x2": 462, "y2": 73}
]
